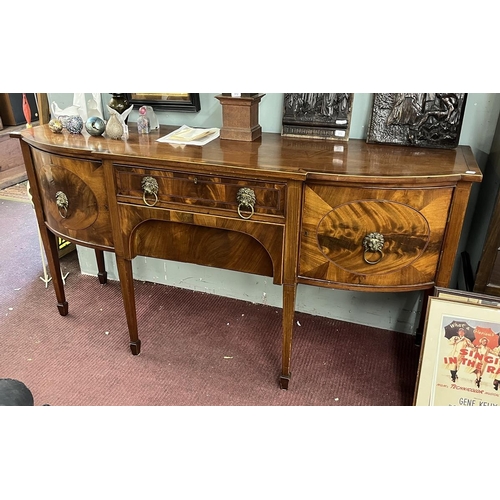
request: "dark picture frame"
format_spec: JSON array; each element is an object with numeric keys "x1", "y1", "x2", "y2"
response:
[
  {"x1": 125, "y1": 93, "x2": 201, "y2": 112},
  {"x1": 367, "y1": 93, "x2": 467, "y2": 149},
  {"x1": 434, "y1": 287, "x2": 500, "y2": 308}
]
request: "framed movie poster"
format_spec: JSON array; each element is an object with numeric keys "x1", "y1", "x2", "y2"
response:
[
  {"x1": 414, "y1": 296, "x2": 500, "y2": 406},
  {"x1": 281, "y1": 93, "x2": 353, "y2": 141},
  {"x1": 367, "y1": 93, "x2": 467, "y2": 149}
]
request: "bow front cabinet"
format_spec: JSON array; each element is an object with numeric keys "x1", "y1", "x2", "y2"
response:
[{"x1": 14, "y1": 125, "x2": 482, "y2": 388}]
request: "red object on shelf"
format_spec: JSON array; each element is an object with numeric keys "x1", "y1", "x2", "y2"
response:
[{"x1": 22, "y1": 93, "x2": 32, "y2": 128}]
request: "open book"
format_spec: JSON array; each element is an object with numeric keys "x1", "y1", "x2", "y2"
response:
[{"x1": 157, "y1": 125, "x2": 220, "y2": 146}]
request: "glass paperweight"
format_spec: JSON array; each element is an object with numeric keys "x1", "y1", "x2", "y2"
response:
[{"x1": 137, "y1": 106, "x2": 150, "y2": 134}]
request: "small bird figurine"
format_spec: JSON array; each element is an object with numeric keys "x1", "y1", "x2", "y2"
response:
[{"x1": 22, "y1": 93, "x2": 32, "y2": 128}]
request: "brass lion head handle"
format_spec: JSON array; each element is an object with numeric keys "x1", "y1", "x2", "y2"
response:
[
  {"x1": 237, "y1": 187, "x2": 256, "y2": 219},
  {"x1": 362, "y1": 232, "x2": 385, "y2": 265},
  {"x1": 141, "y1": 176, "x2": 159, "y2": 207},
  {"x1": 55, "y1": 191, "x2": 69, "y2": 218}
]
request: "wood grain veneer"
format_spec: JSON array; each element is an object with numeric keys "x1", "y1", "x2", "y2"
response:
[{"x1": 13, "y1": 124, "x2": 482, "y2": 389}]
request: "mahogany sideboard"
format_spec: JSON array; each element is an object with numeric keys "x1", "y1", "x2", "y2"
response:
[{"x1": 13, "y1": 124, "x2": 483, "y2": 389}]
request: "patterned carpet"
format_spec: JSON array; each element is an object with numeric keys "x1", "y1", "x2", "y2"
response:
[
  {"x1": 0, "y1": 180, "x2": 30, "y2": 203},
  {"x1": 0, "y1": 197, "x2": 421, "y2": 405}
]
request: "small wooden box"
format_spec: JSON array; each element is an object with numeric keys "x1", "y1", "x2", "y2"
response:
[{"x1": 215, "y1": 94, "x2": 265, "y2": 141}]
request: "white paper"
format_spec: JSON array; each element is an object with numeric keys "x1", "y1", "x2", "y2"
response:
[{"x1": 157, "y1": 125, "x2": 220, "y2": 146}]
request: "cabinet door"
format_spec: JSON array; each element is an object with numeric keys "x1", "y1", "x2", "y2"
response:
[
  {"x1": 30, "y1": 148, "x2": 114, "y2": 249},
  {"x1": 299, "y1": 184, "x2": 453, "y2": 291}
]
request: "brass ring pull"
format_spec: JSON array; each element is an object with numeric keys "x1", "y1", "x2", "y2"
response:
[
  {"x1": 363, "y1": 249, "x2": 384, "y2": 265},
  {"x1": 362, "y1": 232, "x2": 385, "y2": 265},
  {"x1": 55, "y1": 191, "x2": 69, "y2": 219},
  {"x1": 238, "y1": 204, "x2": 254, "y2": 219},
  {"x1": 236, "y1": 187, "x2": 256, "y2": 220},
  {"x1": 141, "y1": 176, "x2": 159, "y2": 207},
  {"x1": 143, "y1": 191, "x2": 158, "y2": 207}
]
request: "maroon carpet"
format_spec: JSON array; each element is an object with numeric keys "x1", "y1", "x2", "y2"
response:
[{"x1": 0, "y1": 196, "x2": 421, "y2": 405}]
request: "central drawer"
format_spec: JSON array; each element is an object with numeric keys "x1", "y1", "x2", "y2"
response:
[{"x1": 114, "y1": 164, "x2": 286, "y2": 220}]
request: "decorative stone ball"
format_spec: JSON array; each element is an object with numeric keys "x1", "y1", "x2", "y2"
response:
[
  {"x1": 66, "y1": 115, "x2": 84, "y2": 134},
  {"x1": 85, "y1": 116, "x2": 106, "y2": 137},
  {"x1": 48, "y1": 118, "x2": 63, "y2": 133}
]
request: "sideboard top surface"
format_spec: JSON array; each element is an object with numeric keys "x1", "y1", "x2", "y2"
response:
[{"x1": 16, "y1": 124, "x2": 482, "y2": 184}]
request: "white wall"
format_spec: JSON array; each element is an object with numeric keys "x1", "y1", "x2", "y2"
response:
[{"x1": 48, "y1": 93, "x2": 500, "y2": 334}]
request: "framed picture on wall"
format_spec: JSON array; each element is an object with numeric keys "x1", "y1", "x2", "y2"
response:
[
  {"x1": 367, "y1": 93, "x2": 467, "y2": 149},
  {"x1": 126, "y1": 93, "x2": 201, "y2": 112},
  {"x1": 414, "y1": 296, "x2": 500, "y2": 406}
]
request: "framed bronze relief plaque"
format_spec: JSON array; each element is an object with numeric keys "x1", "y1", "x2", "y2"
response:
[
  {"x1": 366, "y1": 93, "x2": 467, "y2": 149},
  {"x1": 281, "y1": 93, "x2": 353, "y2": 141}
]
